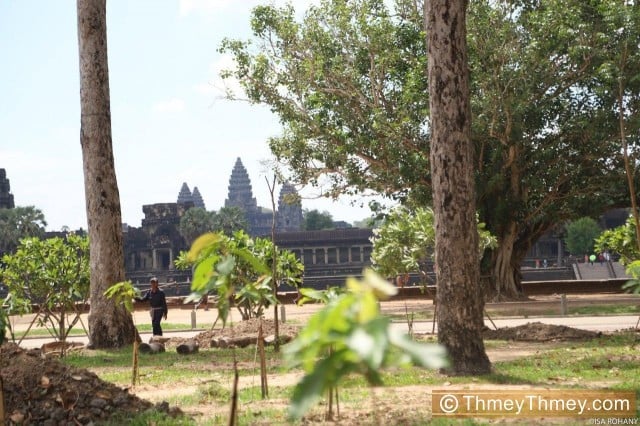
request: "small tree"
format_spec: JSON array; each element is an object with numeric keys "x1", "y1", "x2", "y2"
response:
[
  {"x1": 565, "y1": 217, "x2": 602, "y2": 258},
  {"x1": 285, "y1": 269, "x2": 447, "y2": 420},
  {"x1": 178, "y1": 231, "x2": 303, "y2": 321},
  {"x1": 179, "y1": 231, "x2": 303, "y2": 421},
  {"x1": 0, "y1": 293, "x2": 32, "y2": 343},
  {"x1": 104, "y1": 281, "x2": 142, "y2": 386},
  {"x1": 0, "y1": 235, "x2": 90, "y2": 347},
  {"x1": 595, "y1": 215, "x2": 640, "y2": 265},
  {"x1": 371, "y1": 206, "x2": 497, "y2": 280}
]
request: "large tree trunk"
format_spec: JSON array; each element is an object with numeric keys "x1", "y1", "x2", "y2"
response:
[
  {"x1": 426, "y1": 0, "x2": 491, "y2": 375},
  {"x1": 77, "y1": 0, "x2": 136, "y2": 348},
  {"x1": 489, "y1": 221, "x2": 525, "y2": 300}
]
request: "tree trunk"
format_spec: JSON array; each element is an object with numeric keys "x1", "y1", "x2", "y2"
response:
[
  {"x1": 426, "y1": 0, "x2": 491, "y2": 375},
  {"x1": 489, "y1": 221, "x2": 525, "y2": 300},
  {"x1": 77, "y1": 0, "x2": 135, "y2": 348}
]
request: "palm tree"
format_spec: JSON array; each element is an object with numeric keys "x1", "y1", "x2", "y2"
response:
[
  {"x1": 0, "y1": 206, "x2": 46, "y2": 256},
  {"x1": 179, "y1": 207, "x2": 217, "y2": 244},
  {"x1": 215, "y1": 206, "x2": 248, "y2": 236},
  {"x1": 77, "y1": 0, "x2": 136, "y2": 348}
]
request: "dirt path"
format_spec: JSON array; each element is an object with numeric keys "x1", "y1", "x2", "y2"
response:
[{"x1": 8, "y1": 292, "x2": 639, "y2": 333}]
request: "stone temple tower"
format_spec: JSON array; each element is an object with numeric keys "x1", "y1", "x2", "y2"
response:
[
  {"x1": 225, "y1": 158, "x2": 259, "y2": 214},
  {"x1": 177, "y1": 182, "x2": 205, "y2": 209},
  {"x1": 277, "y1": 182, "x2": 303, "y2": 231},
  {"x1": 177, "y1": 182, "x2": 193, "y2": 205},
  {"x1": 0, "y1": 168, "x2": 15, "y2": 209},
  {"x1": 191, "y1": 187, "x2": 205, "y2": 209}
]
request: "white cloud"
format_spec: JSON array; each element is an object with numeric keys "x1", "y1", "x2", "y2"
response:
[
  {"x1": 193, "y1": 54, "x2": 244, "y2": 99},
  {"x1": 152, "y1": 98, "x2": 186, "y2": 113}
]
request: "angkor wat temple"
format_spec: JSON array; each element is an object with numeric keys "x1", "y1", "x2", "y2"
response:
[
  {"x1": 2, "y1": 164, "x2": 629, "y2": 292},
  {"x1": 0, "y1": 168, "x2": 15, "y2": 209},
  {"x1": 121, "y1": 158, "x2": 369, "y2": 286}
]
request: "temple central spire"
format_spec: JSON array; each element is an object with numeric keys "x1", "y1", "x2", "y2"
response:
[{"x1": 225, "y1": 157, "x2": 258, "y2": 213}]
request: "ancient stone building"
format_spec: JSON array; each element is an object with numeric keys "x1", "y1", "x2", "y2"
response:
[
  {"x1": 191, "y1": 187, "x2": 205, "y2": 209},
  {"x1": 123, "y1": 158, "x2": 305, "y2": 283},
  {"x1": 123, "y1": 203, "x2": 192, "y2": 284},
  {"x1": 277, "y1": 182, "x2": 304, "y2": 232},
  {"x1": 177, "y1": 183, "x2": 205, "y2": 209},
  {"x1": 0, "y1": 168, "x2": 15, "y2": 209},
  {"x1": 274, "y1": 228, "x2": 374, "y2": 289},
  {"x1": 224, "y1": 157, "x2": 281, "y2": 236}
]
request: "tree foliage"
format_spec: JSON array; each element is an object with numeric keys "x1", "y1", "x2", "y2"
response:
[
  {"x1": 220, "y1": 0, "x2": 429, "y2": 202},
  {"x1": 621, "y1": 260, "x2": 640, "y2": 294},
  {"x1": 0, "y1": 234, "x2": 90, "y2": 343},
  {"x1": 0, "y1": 206, "x2": 46, "y2": 256},
  {"x1": 179, "y1": 207, "x2": 217, "y2": 244},
  {"x1": 220, "y1": 0, "x2": 638, "y2": 299},
  {"x1": 565, "y1": 217, "x2": 602, "y2": 257},
  {"x1": 469, "y1": 0, "x2": 634, "y2": 296},
  {"x1": 303, "y1": 209, "x2": 334, "y2": 231},
  {"x1": 214, "y1": 206, "x2": 248, "y2": 236},
  {"x1": 590, "y1": 1, "x2": 640, "y2": 252},
  {"x1": 595, "y1": 215, "x2": 640, "y2": 265},
  {"x1": 371, "y1": 207, "x2": 497, "y2": 278}
]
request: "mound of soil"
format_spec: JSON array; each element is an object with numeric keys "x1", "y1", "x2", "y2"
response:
[
  {"x1": 0, "y1": 342, "x2": 179, "y2": 424},
  {"x1": 483, "y1": 322, "x2": 602, "y2": 342},
  {"x1": 165, "y1": 318, "x2": 300, "y2": 350}
]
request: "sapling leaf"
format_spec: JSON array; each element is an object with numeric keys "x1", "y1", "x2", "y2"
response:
[
  {"x1": 187, "y1": 233, "x2": 221, "y2": 262},
  {"x1": 361, "y1": 268, "x2": 398, "y2": 300},
  {"x1": 388, "y1": 329, "x2": 449, "y2": 369},
  {"x1": 356, "y1": 290, "x2": 379, "y2": 323},
  {"x1": 192, "y1": 256, "x2": 217, "y2": 291},
  {"x1": 216, "y1": 255, "x2": 235, "y2": 275}
]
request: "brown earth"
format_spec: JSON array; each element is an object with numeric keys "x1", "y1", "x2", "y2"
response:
[
  {"x1": 482, "y1": 321, "x2": 603, "y2": 342},
  {"x1": 0, "y1": 320, "x2": 626, "y2": 424},
  {"x1": 0, "y1": 342, "x2": 181, "y2": 425}
]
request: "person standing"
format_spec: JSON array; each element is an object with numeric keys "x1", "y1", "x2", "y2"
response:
[{"x1": 137, "y1": 277, "x2": 168, "y2": 336}]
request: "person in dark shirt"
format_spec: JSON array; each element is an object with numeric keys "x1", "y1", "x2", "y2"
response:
[{"x1": 137, "y1": 277, "x2": 168, "y2": 336}]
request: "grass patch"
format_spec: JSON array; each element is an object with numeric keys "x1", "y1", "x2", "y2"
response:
[
  {"x1": 102, "y1": 410, "x2": 196, "y2": 425},
  {"x1": 8, "y1": 321, "x2": 214, "y2": 340},
  {"x1": 569, "y1": 304, "x2": 640, "y2": 316},
  {"x1": 59, "y1": 332, "x2": 640, "y2": 424},
  {"x1": 387, "y1": 311, "x2": 435, "y2": 321}
]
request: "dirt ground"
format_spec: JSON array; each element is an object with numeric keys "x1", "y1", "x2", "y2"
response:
[
  {"x1": 3, "y1": 294, "x2": 638, "y2": 423},
  {"x1": 2, "y1": 313, "x2": 630, "y2": 425}
]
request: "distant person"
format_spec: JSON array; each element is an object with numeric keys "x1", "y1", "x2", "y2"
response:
[
  {"x1": 136, "y1": 277, "x2": 168, "y2": 336},
  {"x1": 589, "y1": 254, "x2": 596, "y2": 266},
  {"x1": 196, "y1": 294, "x2": 209, "y2": 311}
]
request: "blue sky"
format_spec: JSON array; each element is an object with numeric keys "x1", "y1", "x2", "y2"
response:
[{"x1": 0, "y1": 0, "x2": 383, "y2": 231}]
